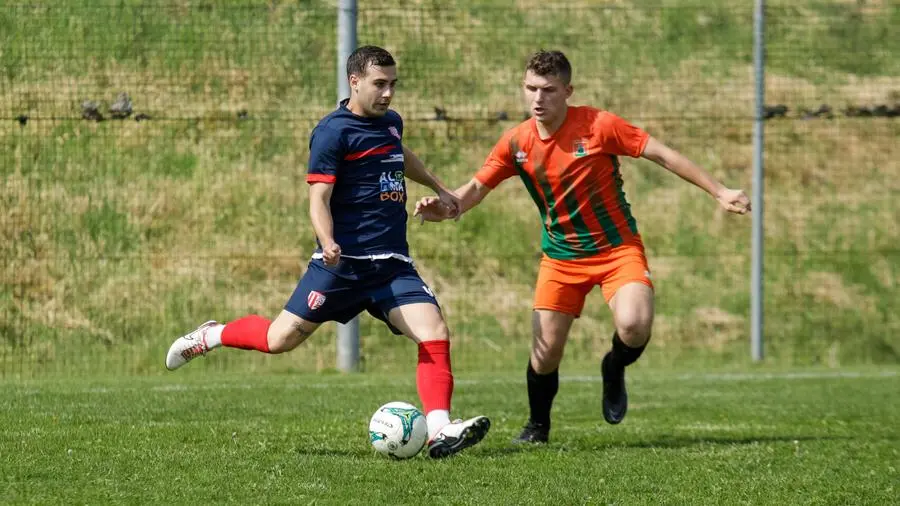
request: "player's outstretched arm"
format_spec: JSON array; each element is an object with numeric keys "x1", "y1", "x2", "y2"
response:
[
  {"x1": 413, "y1": 177, "x2": 492, "y2": 223},
  {"x1": 309, "y1": 182, "x2": 341, "y2": 265},
  {"x1": 641, "y1": 137, "x2": 751, "y2": 215},
  {"x1": 402, "y1": 146, "x2": 460, "y2": 218},
  {"x1": 454, "y1": 178, "x2": 492, "y2": 215}
]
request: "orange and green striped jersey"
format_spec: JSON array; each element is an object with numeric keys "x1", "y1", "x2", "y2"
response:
[{"x1": 475, "y1": 106, "x2": 649, "y2": 260}]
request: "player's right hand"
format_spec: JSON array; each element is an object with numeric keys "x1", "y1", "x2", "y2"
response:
[
  {"x1": 322, "y1": 242, "x2": 341, "y2": 266},
  {"x1": 436, "y1": 188, "x2": 462, "y2": 220},
  {"x1": 414, "y1": 196, "x2": 453, "y2": 224},
  {"x1": 716, "y1": 188, "x2": 751, "y2": 215}
]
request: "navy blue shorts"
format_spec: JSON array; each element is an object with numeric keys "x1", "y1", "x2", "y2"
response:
[{"x1": 284, "y1": 258, "x2": 439, "y2": 335}]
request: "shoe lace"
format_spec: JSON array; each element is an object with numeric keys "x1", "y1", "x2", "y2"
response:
[
  {"x1": 179, "y1": 330, "x2": 209, "y2": 361},
  {"x1": 180, "y1": 342, "x2": 206, "y2": 360}
]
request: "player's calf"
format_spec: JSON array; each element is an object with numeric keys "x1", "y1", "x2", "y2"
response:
[
  {"x1": 601, "y1": 331, "x2": 647, "y2": 424},
  {"x1": 601, "y1": 351, "x2": 628, "y2": 424}
]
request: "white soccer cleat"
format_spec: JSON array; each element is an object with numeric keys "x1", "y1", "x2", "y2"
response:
[
  {"x1": 165, "y1": 320, "x2": 218, "y2": 371},
  {"x1": 427, "y1": 416, "x2": 491, "y2": 458}
]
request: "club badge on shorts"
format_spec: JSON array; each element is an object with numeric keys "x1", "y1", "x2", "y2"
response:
[{"x1": 307, "y1": 290, "x2": 326, "y2": 310}]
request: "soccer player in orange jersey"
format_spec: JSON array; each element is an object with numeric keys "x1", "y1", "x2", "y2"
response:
[{"x1": 415, "y1": 50, "x2": 750, "y2": 443}]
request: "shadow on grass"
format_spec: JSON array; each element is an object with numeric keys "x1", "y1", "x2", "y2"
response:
[
  {"x1": 606, "y1": 434, "x2": 852, "y2": 450},
  {"x1": 294, "y1": 434, "x2": 871, "y2": 459},
  {"x1": 294, "y1": 447, "x2": 371, "y2": 458},
  {"x1": 474, "y1": 434, "x2": 861, "y2": 458}
]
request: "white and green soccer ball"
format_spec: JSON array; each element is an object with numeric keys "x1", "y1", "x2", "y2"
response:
[{"x1": 368, "y1": 401, "x2": 427, "y2": 459}]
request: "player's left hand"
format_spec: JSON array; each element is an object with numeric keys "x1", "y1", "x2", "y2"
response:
[
  {"x1": 414, "y1": 196, "x2": 453, "y2": 224},
  {"x1": 716, "y1": 188, "x2": 751, "y2": 215}
]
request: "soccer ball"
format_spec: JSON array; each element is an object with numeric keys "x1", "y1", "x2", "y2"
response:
[{"x1": 368, "y1": 401, "x2": 427, "y2": 459}]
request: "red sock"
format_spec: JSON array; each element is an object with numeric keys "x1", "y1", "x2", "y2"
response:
[
  {"x1": 221, "y1": 315, "x2": 271, "y2": 353},
  {"x1": 416, "y1": 340, "x2": 453, "y2": 413}
]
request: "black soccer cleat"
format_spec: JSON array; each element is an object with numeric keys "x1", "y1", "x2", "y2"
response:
[
  {"x1": 427, "y1": 416, "x2": 491, "y2": 458},
  {"x1": 601, "y1": 352, "x2": 628, "y2": 424},
  {"x1": 512, "y1": 420, "x2": 549, "y2": 444}
]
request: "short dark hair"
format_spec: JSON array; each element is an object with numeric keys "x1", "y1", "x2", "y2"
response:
[
  {"x1": 346, "y1": 45, "x2": 395, "y2": 78},
  {"x1": 525, "y1": 50, "x2": 572, "y2": 85}
]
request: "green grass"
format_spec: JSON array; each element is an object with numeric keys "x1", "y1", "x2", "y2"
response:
[
  {"x1": 1, "y1": 367, "x2": 898, "y2": 504},
  {"x1": 766, "y1": 2, "x2": 900, "y2": 79}
]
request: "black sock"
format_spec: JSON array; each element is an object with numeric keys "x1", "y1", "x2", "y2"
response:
[
  {"x1": 526, "y1": 361, "x2": 558, "y2": 427},
  {"x1": 609, "y1": 332, "x2": 647, "y2": 370}
]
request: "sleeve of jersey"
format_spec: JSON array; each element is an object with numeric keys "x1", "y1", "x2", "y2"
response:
[
  {"x1": 473, "y1": 132, "x2": 517, "y2": 189},
  {"x1": 598, "y1": 113, "x2": 650, "y2": 158},
  {"x1": 307, "y1": 125, "x2": 342, "y2": 184}
]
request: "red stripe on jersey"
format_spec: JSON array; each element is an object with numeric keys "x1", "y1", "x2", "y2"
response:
[
  {"x1": 307, "y1": 174, "x2": 337, "y2": 184},
  {"x1": 344, "y1": 144, "x2": 396, "y2": 161}
]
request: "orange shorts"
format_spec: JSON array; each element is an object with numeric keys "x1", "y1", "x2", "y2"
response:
[{"x1": 533, "y1": 236, "x2": 653, "y2": 317}]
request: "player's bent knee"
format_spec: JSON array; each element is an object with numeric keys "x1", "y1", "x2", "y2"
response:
[
  {"x1": 416, "y1": 320, "x2": 450, "y2": 343},
  {"x1": 531, "y1": 352, "x2": 562, "y2": 374},
  {"x1": 616, "y1": 316, "x2": 652, "y2": 344},
  {"x1": 531, "y1": 340, "x2": 565, "y2": 372}
]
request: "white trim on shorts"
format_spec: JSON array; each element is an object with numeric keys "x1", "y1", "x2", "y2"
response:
[{"x1": 311, "y1": 252, "x2": 414, "y2": 265}]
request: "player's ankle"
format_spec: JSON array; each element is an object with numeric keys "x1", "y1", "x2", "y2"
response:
[
  {"x1": 426, "y1": 409, "x2": 451, "y2": 440},
  {"x1": 204, "y1": 324, "x2": 224, "y2": 350}
]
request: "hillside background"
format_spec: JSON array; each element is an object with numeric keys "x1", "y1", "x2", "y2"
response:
[{"x1": 2, "y1": 0, "x2": 898, "y2": 377}]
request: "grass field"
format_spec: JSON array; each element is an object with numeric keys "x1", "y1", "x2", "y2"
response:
[{"x1": 2, "y1": 367, "x2": 898, "y2": 504}]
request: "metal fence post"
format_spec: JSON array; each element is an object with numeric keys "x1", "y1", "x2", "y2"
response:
[
  {"x1": 751, "y1": 0, "x2": 765, "y2": 362},
  {"x1": 336, "y1": 0, "x2": 360, "y2": 372}
]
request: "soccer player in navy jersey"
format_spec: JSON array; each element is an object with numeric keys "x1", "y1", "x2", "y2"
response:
[{"x1": 165, "y1": 46, "x2": 490, "y2": 458}]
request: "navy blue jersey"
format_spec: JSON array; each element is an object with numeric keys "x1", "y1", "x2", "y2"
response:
[{"x1": 307, "y1": 100, "x2": 408, "y2": 257}]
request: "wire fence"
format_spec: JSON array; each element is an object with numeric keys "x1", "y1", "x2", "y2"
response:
[{"x1": 2, "y1": 1, "x2": 898, "y2": 377}]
